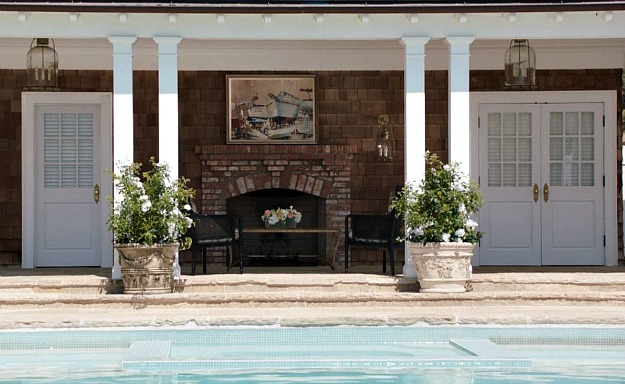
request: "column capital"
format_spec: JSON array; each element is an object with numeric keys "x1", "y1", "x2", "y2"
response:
[
  {"x1": 400, "y1": 36, "x2": 430, "y2": 55},
  {"x1": 107, "y1": 36, "x2": 137, "y2": 55},
  {"x1": 444, "y1": 36, "x2": 475, "y2": 54},
  {"x1": 153, "y1": 36, "x2": 182, "y2": 55}
]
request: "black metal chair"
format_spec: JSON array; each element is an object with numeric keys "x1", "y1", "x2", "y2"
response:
[
  {"x1": 189, "y1": 212, "x2": 243, "y2": 275},
  {"x1": 344, "y1": 188, "x2": 404, "y2": 275}
]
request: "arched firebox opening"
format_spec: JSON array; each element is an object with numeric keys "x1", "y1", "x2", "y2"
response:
[{"x1": 227, "y1": 188, "x2": 326, "y2": 267}]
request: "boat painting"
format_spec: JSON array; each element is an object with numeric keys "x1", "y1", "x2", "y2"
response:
[{"x1": 227, "y1": 75, "x2": 316, "y2": 144}]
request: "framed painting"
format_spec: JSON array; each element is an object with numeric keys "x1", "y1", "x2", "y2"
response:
[{"x1": 226, "y1": 75, "x2": 317, "y2": 144}]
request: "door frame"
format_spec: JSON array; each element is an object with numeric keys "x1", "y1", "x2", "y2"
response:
[
  {"x1": 22, "y1": 92, "x2": 113, "y2": 268},
  {"x1": 470, "y1": 91, "x2": 618, "y2": 267}
]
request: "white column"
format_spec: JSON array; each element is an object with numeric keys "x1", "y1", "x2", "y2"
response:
[
  {"x1": 154, "y1": 36, "x2": 182, "y2": 280},
  {"x1": 154, "y1": 36, "x2": 181, "y2": 180},
  {"x1": 108, "y1": 36, "x2": 136, "y2": 281},
  {"x1": 401, "y1": 36, "x2": 429, "y2": 280},
  {"x1": 445, "y1": 36, "x2": 474, "y2": 175}
]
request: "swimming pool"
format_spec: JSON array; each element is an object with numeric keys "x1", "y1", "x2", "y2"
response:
[{"x1": 1, "y1": 325, "x2": 624, "y2": 383}]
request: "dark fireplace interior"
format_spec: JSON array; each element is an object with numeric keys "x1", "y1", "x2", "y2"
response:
[{"x1": 227, "y1": 188, "x2": 326, "y2": 266}]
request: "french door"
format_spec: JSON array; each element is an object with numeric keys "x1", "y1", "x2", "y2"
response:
[{"x1": 478, "y1": 102, "x2": 604, "y2": 265}]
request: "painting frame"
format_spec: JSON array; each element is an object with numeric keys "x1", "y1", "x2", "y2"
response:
[{"x1": 226, "y1": 74, "x2": 317, "y2": 144}]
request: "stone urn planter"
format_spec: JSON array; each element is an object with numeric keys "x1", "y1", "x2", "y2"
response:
[
  {"x1": 409, "y1": 242, "x2": 474, "y2": 293},
  {"x1": 115, "y1": 243, "x2": 178, "y2": 294}
]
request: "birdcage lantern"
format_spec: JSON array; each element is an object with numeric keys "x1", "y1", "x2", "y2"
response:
[
  {"x1": 26, "y1": 38, "x2": 59, "y2": 90},
  {"x1": 504, "y1": 39, "x2": 536, "y2": 88}
]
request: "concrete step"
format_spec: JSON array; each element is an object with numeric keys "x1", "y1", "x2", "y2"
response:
[{"x1": 0, "y1": 271, "x2": 624, "y2": 307}]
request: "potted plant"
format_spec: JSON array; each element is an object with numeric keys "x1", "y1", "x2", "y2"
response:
[
  {"x1": 107, "y1": 157, "x2": 195, "y2": 294},
  {"x1": 391, "y1": 152, "x2": 483, "y2": 293}
]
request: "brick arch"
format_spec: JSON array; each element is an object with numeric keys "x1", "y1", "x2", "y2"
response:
[{"x1": 222, "y1": 171, "x2": 331, "y2": 200}]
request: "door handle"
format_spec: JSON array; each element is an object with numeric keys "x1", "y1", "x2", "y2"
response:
[
  {"x1": 533, "y1": 183, "x2": 539, "y2": 202},
  {"x1": 94, "y1": 184, "x2": 100, "y2": 204},
  {"x1": 543, "y1": 183, "x2": 549, "y2": 203}
]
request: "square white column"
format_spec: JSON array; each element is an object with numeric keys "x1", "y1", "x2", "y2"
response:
[
  {"x1": 154, "y1": 36, "x2": 182, "y2": 180},
  {"x1": 401, "y1": 36, "x2": 429, "y2": 280},
  {"x1": 445, "y1": 36, "x2": 475, "y2": 176},
  {"x1": 108, "y1": 35, "x2": 137, "y2": 280}
]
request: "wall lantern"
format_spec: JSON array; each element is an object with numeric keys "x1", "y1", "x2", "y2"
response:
[
  {"x1": 376, "y1": 114, "x2": 394, "y2": 161},
  {"x1": 504, "y1": 39, "x2": 536, "y2": 88},
  {"x1": 26, "y1": 38, "x2": 59, "y2": 90}
]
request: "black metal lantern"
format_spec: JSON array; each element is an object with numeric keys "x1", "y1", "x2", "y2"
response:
[
  {"x1": 376, "y1": 114, "x2": 394, "y2": 161},
  {"x1": 26, "y1": 38, "x2": 59, "y2": 90},
  {"x1": 504, "y1": 39, "x2": 536, "y2": 88}
]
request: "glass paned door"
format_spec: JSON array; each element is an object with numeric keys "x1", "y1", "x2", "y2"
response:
[{"x1": 479, "y1": 103, "x2": 604, "y2": 266}]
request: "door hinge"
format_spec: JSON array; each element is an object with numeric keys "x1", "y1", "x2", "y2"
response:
[
  {"x1": 603, "y1": 115, "x2": 605, "y2": 127},
  {"x1": 478, "y1": 176, "x2": 480, "y2": 186},
  {"x1": 603, "y1": 175, "x2": 605, "y2": 187},
  {"x1": 604, "y1": 235, "x2": 606, "y2": 247},
  {"x1": 477, "y1": 116, "x2": 480, "y2": 129}
]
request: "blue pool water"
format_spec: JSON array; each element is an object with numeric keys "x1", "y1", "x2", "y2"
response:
[{"x1": 0, "y1": 326, "x2": 624, "y2": 383}]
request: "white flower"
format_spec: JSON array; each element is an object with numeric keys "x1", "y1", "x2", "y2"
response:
[
  {"x1": 267, "y1": 215, "x2": 279, "y2": 225},
  {"x1": 139, "y1": 194, "x2": 148, "y2": 201},
  {"x1": 465, "y1": 219, "x2": 478, "y2": 229},
  {"x1": 443, "y1": 164, "x2": 452, "y2": 171},
  {"x1": 184, "y1": 204, "x2": 192, "y2": 211},
  {"x1": 459, "y1": 204, "x2": 466, "y2": 214},
  {"x1": 455, "y1": 228, "x2": 465, "y2": 238},
  {"x1": 141, "y1": 199, "x2": 152, "y2": 212},
  {"x1": 442, "y1": 233, "x2": 451, "y2": 242},
  {"x1": 411, "y1": 227, "x2": 424, "y2": 237}
]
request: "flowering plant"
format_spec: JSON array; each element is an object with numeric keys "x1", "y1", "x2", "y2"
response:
[
  {"x1": 390, "y1": 152, "x2": 483, "y2": 244},
  {"x1": 106, "y1": 157, "x2": 195, "y2": 248},
  {"x1": 261, "y1": 206, "x2": 302, "y2": 227}
]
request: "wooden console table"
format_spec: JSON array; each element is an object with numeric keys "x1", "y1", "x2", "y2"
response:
[{"x1": 243, "y1": 228, "x2": 341, "y2": 270}]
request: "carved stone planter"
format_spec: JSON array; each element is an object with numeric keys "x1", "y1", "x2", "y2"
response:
[
  {"x1": 115, "y1": 244, "x2": 177, "y2": 294},
  {"x1": 409, "y1": 242, "x2": 474, "y2": 293}
]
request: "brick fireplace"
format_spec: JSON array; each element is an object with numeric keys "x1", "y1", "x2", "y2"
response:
[{"x1": 195, "y1": 144, "x2": 357, "y2": 266}]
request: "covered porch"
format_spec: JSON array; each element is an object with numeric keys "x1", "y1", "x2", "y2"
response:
[{"x1": 0, "y1": 1, "x2": 623, "y2": 273}]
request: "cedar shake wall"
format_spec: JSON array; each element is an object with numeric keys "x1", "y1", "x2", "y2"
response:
[{"x1": 0, "y1": 68, "x2": 621, "y2": 266}]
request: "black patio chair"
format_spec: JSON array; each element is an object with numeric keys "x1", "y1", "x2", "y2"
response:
[
  {"x1": 344, "y1": 187, "x2": 404, "y2": 275},
  {"x1": 189, "y1": 212, "x2": 243, "y2": 275}
]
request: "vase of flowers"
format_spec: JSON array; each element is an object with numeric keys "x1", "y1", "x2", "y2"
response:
[
  {"x1": 261, "y1": 206, "x2": 302, "y2": 228},
  {"x1": 107, "y1": 157, "x2": 195, "y2": 294},
  {"x1": 391, "y1": 152, "x2": 483, "y2": 293}
]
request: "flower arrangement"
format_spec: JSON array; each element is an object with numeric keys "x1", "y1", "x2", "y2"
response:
[
  {"x1": 106, "y1": 157, "x2": 195, "y2": 248},
  {"x1": 391, "y1": 152, "x2": 483, "y2": 244},
  {"x1": 261, "y1": 206, "x2": 303, "y2": 228}
]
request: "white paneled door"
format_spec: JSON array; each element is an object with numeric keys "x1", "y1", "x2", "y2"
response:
[
  {"x1": 35, "y1": 105, "x2": 102, "y2": 266},
  {"x1": 478, "y1": 103, "x2": 604, "y2": 265}
]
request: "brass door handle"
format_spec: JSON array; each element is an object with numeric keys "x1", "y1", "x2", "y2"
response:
[
  {"x1": 533, "y1": 183, "x2": 539, "y2": 202},
  {"x1": 543, "y1": 183, "x2": 549, "y2": 203},
  {"x1": 94, "y1": 184, "x2": 100, "y2": 204}
]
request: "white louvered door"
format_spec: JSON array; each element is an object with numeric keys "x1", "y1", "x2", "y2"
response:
[
  {"x1": 35, "y1": 105, "x2": 101, "y2": 266},
  {"x1": 478, "y1": 103, "x2": 604, "y2": 265}
]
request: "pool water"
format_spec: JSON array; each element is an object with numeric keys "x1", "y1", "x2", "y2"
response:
[{"x1": 0, "y1": 326, "x2": 624, "y2": 383}]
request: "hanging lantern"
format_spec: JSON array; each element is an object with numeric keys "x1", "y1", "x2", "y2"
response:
[
  {"x1": 26, "y1": 38, "x2": 59, "y2": 90},
  {"x1": 504, "y1": 39, "x2": 536, "y2": 88},
  {"x1": 375, "y1": 114, "x2": 394, "y2": 161}
]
